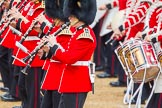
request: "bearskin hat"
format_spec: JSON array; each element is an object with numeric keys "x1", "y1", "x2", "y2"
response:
[
  {"x1": 63, "y1": 0, "x2": 97, "y2": 25},
  {"x1": 45, "y1": 0, "x2": 67, "y2": 21}
]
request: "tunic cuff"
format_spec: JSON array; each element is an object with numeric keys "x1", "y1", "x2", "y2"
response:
[
  {"x1": 47, "y1": 45, "x2": 59, "y2": 58},
  {"x1": 106, "y1": 4, "x2": 112, "y2": 9}
]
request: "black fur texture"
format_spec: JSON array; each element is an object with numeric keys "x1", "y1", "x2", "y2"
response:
[{"x1": 63, "y1": 0, "x2": 97, "y2": 25}]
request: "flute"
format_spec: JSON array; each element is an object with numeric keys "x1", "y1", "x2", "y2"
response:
[
  {"x1": 0, "y1": 0, "x2": 23, "y2": 26},
  {"x1": 18, "y1": 11, "x2": 45, "y2": 44},
  {"x1": 21, "y1": 21, "x2": 70, "y2": 75}
]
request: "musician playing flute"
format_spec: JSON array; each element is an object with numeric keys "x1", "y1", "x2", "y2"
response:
[
  {"x1": 0, "y1": 0, "x2": 27, "y2": 103},
  {"x1": 38, "y1": 0, "x2": 97, "y2": 108},
  {"x1": 37, "y1": 0, "x2": 70, "y2": 107},
  {"x1": 9, "y1": 0, "x2": 45, "y2": 107}
]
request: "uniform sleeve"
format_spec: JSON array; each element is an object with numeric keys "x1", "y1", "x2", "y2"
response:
[
  {"x1": 50, "y1": 38, "x2": 95, "y2": 64},
  {"x1": 40, "y1": 16, "x2": 53, "y2": 34},
  {"x1": 47, "y1": 34, "x2": 96, "y2": 64},
  {"x1": 119, "y1": 2, "x2": 151, "y2": 32}
]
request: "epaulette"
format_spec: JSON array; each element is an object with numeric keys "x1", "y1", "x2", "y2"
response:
[
  {"x1": 59, "y1": 27, "x2": 73, "y2": 35},
  {"x1": 77, "y1": 28, "x2": 94, "y2": 42}
]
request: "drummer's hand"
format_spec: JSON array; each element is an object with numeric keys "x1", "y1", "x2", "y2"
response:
[
  {"x1": 112, "y1": 28, "x2": 123, "y2": 39},
  {"x1": 98, "y1": 4, "x2": 107, "y2": 10},
  {"x1": 144, "y1": 35, "x2": 151, "y2": 42},
  {"x1": 135, "y1": 32, "x2": 142, "y2": 38}
]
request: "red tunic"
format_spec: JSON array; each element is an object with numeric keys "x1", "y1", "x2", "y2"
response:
[
  {"x1": 13, "y1": 2, "x2": 45, "y2": 67},
  {"x1": 42, "y1": 26, "x2": 96, "y2": 92},
  {"x1": 0, "y1": 0, "x2": 31, "y2": 49},
  {"x1": 41, "y1": 26, "x2": 71, "y2": 90}
]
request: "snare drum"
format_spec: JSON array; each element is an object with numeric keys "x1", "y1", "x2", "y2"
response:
[
  {"x1": 124, "y1": 40, "x2": 160, "y2": 83},
  {"x1": 157, "y1": 51, "x2": 162, "y2": 67},
  {"x1": 115, "y1": 38, "x2": 140, "y2": 76}
]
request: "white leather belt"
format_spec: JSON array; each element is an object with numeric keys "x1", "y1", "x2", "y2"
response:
[
  {"x1": 25, "y1": 36, "x2": 40, "y2": 41},
  {"x1": 50, "y1": 60, "x2": 90, "y2": 66}
]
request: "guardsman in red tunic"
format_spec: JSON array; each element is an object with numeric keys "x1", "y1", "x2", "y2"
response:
[
  {"x1": 0, "y1": 0, "x2": 26, "y2": 103},
  {"x1": 39, "y1": 0, "x2": 97, "y2": 108},
  {"x1": 9, "y1": 0, "x2": 45, "y2": 107},
  {"x1": 0, "y1": 0, "x2": 13, "y2": 94},
  {"x1": 37, "y1": 0, "x2": 69, "y2": 107}
]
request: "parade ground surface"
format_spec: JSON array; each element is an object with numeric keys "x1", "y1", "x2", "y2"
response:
[{"x1": 0, "y1": 72, "x2": 145, "y2": 108}]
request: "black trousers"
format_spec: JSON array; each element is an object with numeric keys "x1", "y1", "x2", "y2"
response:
[
  {"x1": 41, "y1": 90, "x2": 61, "y2": 108},
  {"x1": 147, "y1": 93, "x2": 162, "y2": 108},
  {"x1": 101, "y1": 31, "x2": 119, "y2": 76},
  {"x1": 133, "y1": 81, "x2": 153, "y2": 101},
  {"x1": 111, "y1": 40, "x2": 127, "y2": 83},
  {"x1": 93, "y1": 18, "x2": 106, "y2": 67},
  {"x1": 58, "y1": 92, "x2": 87, "y2": 108},
  {"x1": 0, "y1": 45, "x2": 10, "y2": 88},
  {"x1": 18, "y1": 67, "x2": 44, "y2": 108}
]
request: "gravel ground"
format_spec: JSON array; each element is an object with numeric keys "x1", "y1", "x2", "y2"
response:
[{"x1": 0, "y1": 72, "x2": 146, "y2": 108}]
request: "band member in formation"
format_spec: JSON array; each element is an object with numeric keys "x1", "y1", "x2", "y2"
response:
[
  {"x1": 5, "y1": 0, "x2": 45, "y2": 107},
  {"x1": 0, "y1": 0, "x2": 12, "y2": 94},
  {"x1": 99, "y1": 0, "x2": 156, "y2": 104},
  {"x1": 39, "y1": 0, "x2": 68, "y2": 107},
  {"x1": 111, "y1": 0, "x2": 159, "y2": 105},
  {"x1": 38, "y1": 0, "x2": 97, "y2": 108},
  {"x1": 0, "y1": 0, "x2": 23, "y2": 103},
  {"x1": 136, "y1": 1, "x2": 162, "y2": 107}
]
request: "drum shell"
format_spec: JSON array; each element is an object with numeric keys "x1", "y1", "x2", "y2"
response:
[
  {"x1": 157, "y1": 52, "x2": 162, "y2": 67},
  {"x1": 124, "y1": 40, "x2": 160, "y2": 83}
]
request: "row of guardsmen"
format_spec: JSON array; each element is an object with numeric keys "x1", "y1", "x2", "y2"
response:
[
  {"x1": 0, "y1": 0, "x2": 97, "y2": 108},
  {"x1": 0, "y1": 0, "x2": 162, "y2": 108},
  {"x1": 92, "y1": 0, "x2": 162, "y2": 108}
]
